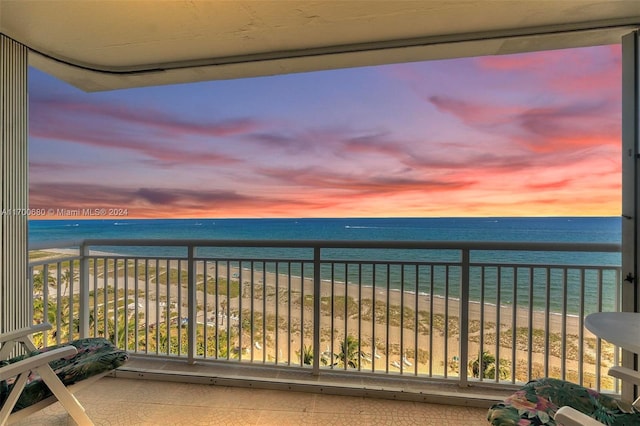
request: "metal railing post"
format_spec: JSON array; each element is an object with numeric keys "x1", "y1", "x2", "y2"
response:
[
  {"x1": 459, "y1": 248, "x2": 469, "y2": 386},
  {"x1": 188, "y1": 245, "x2": 196, "y2": 364},
  {"x1": 78, "y1": 242, "x2": 90, "y2": 338},
  {"x1": 313, "y1": 246, "x2": 321, "y2": 376}
]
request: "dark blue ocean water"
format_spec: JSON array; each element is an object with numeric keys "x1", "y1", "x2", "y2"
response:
[
  {"x1": 29, "y1": 217, "x2": 622, "y2": 314},
  {"x1": 29, "y1": 216, "x2": 620, "y2": 245},
  {"x1": 29, "y1": 216, "x2": 621, "y2": 265}
]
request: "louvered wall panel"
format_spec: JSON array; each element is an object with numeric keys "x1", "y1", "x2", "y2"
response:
[{"x1": 0, "y1": 35, "x2": 28, "y2": 334}]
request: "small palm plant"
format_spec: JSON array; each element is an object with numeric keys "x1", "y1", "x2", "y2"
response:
[
  {"x1": 59, "y1": 269, "x2": 79, "y2": 296},
  {"x1": 32, "y1": 270, "x2": 55, "y2": 296},
  {"x1": 335, "y1": 335, "x2": 368, "y2": 369},
  {"x1": 470, "y1": 351, "x2": 509, "y2": 379}
]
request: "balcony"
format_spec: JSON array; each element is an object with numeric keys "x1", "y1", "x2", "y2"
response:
[
  {"x1": 15, "y1": 376, "x2": 490, "y2": 425},
  {"x1": 26, "y1": 238, "x2": 622, "y2": 419}
]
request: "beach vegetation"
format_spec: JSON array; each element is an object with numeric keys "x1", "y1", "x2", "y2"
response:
[
  {"x1": 32, "y1": 269, "x2": 56, "y2": 295},
  {"x1": 297, "y1": 344, "x2": 314, "y2": 365},
  {"x1": 401, "y1": 306, "x2": 416, "y2": 330},
  {"x1": 416, "y1": 348, "x2": 430, "y2": 364},
  {"x1": 265, "y1": 313, "x2": 277, "y2": 333},
  {"x1": 429, "y1": 313, "x2": 459, "y2": 337},
  {"x1": 198, "y1": 277, "x2": 240, "y2": 298},
  {"x1": 274, "y1": 288, "x2": 290, "y2": 304},
  {"x1": 387, "y1": 304, "x2": 402, "y2": 327},
  {"x1": 470, "y1": 351, "x2": 509, "y2": 380},
  {"x1": 323, "y1": 295, "x2": 358, "y2": 319},
  {"x1": 468, "y1": 320, "x2": 483, "y2": 334},
  {"x1": 360, "y1": 298, "x2": 373, "y2": 320},
  {"x1": 302, "y1": 294, "x2": 314, "y2": 310},
  {"x1": 58, "y1": 268, "x2": 79, "y2": 294},
  {"x1": 105, "y1": 310, "x2": 141, "y2": 349},
  {"x1": 333, "y1": 335, "x2": 368, "y2": 369},
  {"x1": 474, "y1": 328, "x2": 591, "y2": 364},
  {"x1": 374, "y1": 300, "x2": 387, "y2": 322},
  {"x1": 29, "y1": 250, "x2": 59, "y2": 261}
]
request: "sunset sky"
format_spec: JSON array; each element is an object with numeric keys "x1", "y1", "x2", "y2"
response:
[{"x1": 29, "y1": 44, "x2": 621, "y2": 219}]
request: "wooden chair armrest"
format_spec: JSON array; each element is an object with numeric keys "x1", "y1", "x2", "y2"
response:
[
  {"x1": 0, "y1": 346, "x2": 77, "y2": 381},
  {"x1": 0, "y1": 323, "x2": 52, "y2": 344},
  {"x1": 608, "y1": 366, "x2": 640, "y2": 387},
  {"x1": 555, "y1": 406, "x2": 604, "y2": 426},
  {"x1": 0, "y1": 323, "x2": 53, "y2": 358}
]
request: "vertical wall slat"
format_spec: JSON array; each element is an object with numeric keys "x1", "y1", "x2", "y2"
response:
[
  {"x1": 0, "y1": 35, "x2": 28, "y2": 334},
  {"x1": 621, "y1": 30, "x2": 640, "y2": 402}
]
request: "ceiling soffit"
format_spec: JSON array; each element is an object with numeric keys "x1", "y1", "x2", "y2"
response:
[{"x1": 1, "y1": 1, "x2": 638, "y2": 91}]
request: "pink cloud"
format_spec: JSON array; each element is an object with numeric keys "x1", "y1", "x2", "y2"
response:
[
  {"x1": 30, "y1": 182, "x2": 325, "y2": 218},
  {"x1": 477, "y1": 46, "x2": 621, "y2": 96},
  {"x1": 258, "y1": 166, "x2": 476, "y2": 197},
  {"x1": 341, "y1": 133, "x2": 409, "y2": 158},
  {"x1": 30, "y1": 96, "x2": 246, "y2": 167},
  {"x1": 476, "y1": 53, "x2": 557, "y2": 71},
  {"x1": 428, "y1": 96, "x2": 523, "y2": 127},
  {"x1": 32, "y1": 97, "x2": 260, "y2": 139},
  {"x1": 427, "y1": 94, "x2": 619, "y2": 155}
]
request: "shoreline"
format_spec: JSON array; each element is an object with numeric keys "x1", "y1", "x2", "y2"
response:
[{"x1": 33, "y1": 247, "x2": 605, "y2": 318}]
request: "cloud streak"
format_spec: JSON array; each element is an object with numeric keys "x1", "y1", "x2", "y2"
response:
[
  {"x1": 30, "y1": 95, "x2": 258, "y2": 167},
  {"x1": 30, "y1": 182, "x2": 324, "y2": 218}
]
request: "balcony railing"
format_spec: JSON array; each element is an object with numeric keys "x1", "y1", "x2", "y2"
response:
[{"x1": 28, "y1": 239, "x2": 622, "y2": 393}]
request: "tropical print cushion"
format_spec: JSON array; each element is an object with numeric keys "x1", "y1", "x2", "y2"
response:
[
  {"x1": 0, "y1": 338, "x2": 128, "y2": 412},
  {"x1": 487, "y1": 378, "x2": 640, "y2": 425}
]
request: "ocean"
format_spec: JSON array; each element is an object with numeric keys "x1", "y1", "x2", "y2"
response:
[
  {"x1": 29, "y1": 216, "x2": 620, "y2": 246},
  {"x1": 29, "y1": 217, "x2": 622, "y2": 314},
  {"x1": 29, "y1": 217, "x2": 621, "y2": 263}
]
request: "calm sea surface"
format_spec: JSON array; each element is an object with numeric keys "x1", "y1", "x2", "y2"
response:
[
  {"x1": 29, "y1": 217, "x2": 622, "y2": 314},
  {"x1": 29, "y1": 216, "x2": 620, "y2": 245}
]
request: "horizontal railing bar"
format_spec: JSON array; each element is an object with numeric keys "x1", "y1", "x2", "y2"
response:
[
  {"x1": 85, "y1": 255, "x2": 188, "y2": 261},
  {"x1": 30, "y1": 253, "x2": 619, "y2": 271},
  {"x1": 45, "y1": 255, "x2": 617, "y2": 274},
  {"x1": 28, "y1": 255, "x2": 82, "y2": 267},
  {"x1": 32, "y1": 238, "x2": 620, "y2": 253},
  {"x1": 77, "y1": 253, "x2": 620, "y2": 269},
  {"x1": 199, "y1": 257, "x2": 462, "y2": 265},
  {"x1": 470, "y1": 263, "x2": 620, "y2": 269}
]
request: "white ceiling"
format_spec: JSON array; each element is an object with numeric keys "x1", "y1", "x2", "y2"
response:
[{"x1": 1, "y1": 0, "x2": 638, "y2": 92}]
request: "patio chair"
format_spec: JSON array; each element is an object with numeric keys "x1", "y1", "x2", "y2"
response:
[
  {"x1": 486, "y1": 367, "x2": 640, "y2": 425},
  {"x1": 0, "y1": 323, "x2": 128, "y2": 425}
]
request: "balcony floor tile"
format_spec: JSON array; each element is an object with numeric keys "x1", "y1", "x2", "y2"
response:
[{"x1": 14, "y1": 377, "x2": 491, "y2": 425}]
